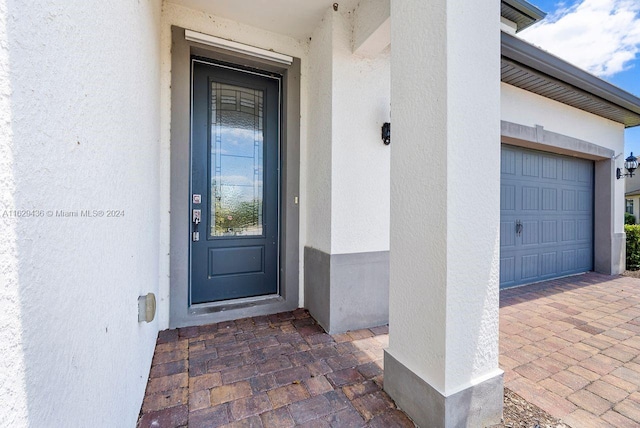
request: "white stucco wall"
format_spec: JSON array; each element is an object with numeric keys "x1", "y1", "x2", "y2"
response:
[
  {"x1": 331, "y1": 9, "x2": 391, "y2": 255},
  {"x1": 306, "y1": 9, "x2": 334, "y2": 255},
  {"x1": 502, "y1": 83, "x2": 625, "y2": 151},
  {"x1": 305, "y1": 7, "x2": 391, "y2": 256},
  {"x1": 501, "y1": 82, "x2": 626, "y2": 233},
  {"x1": 389, "y1": 0, "x2": 501, "y2": 395},
  {"x1": 0, "y1": 1, "x2": 162, "y2": 426},
  {"x1": 352, "y1": 0, "x2": 390, "y2": 56}
]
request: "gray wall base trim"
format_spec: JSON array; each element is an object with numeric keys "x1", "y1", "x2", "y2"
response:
[
  {"x1": 304, "y1": 247, "x2": 331, "y2": 331},
  {"x1": 384, "y1": 351, "x2": 503, "y2": 428},
  {"x1": 304, "y1": 246, "x2": 389, "y2": 334},
  {"x1": 611, "y1": 232, "x2": 626, "y2": 275}
]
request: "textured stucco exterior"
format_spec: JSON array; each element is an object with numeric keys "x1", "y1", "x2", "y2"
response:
[
  {"x1": 1, "y1": 0, "x2": 635, "y2": 425},
  {"x1": 501, "y1": 83, "x2": 625, "y2": 157},
  {"x1": 330, "y1": 10, "x2": 391, "y2": 255},
  {"x1": 306, "y1": 8, "x2": 334, "y2": 255},
  {"x1": 388, "y1": 0, "x2": 501, "y2": 400},
  {"x1": 303, "y1": 6, "x2": 391, "y2": 334},
  {"x1": 0, "y1": 1, "x2": 162, "y2": 426},
  {"x1": 386, "y1": 0, "x2": 503, "y2": 424},
  {"x1": 305, "y1": 7, "x2": 391, "y2": 256}
]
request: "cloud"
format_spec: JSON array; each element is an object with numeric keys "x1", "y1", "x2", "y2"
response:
[{"x1": 519, "y1": 0, "x2": 640, "y2": 77}]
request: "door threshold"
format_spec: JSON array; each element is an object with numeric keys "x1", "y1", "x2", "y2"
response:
[{"x1": 189, "y1": 294, "x2": 284, "y2": 315}]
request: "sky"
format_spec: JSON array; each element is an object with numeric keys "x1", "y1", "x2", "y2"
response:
[{"x1": 518, "y1": 0, "x2": 640, "y2": 156}]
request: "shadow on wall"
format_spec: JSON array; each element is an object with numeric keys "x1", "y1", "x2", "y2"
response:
[{"x1": 2, "y1": 0, "x2": 163, "y2": 426}]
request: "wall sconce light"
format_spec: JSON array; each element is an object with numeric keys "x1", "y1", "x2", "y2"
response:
[
  {"x1": 617, "y1": 152, "x2": 638, "y2": 179},
  {"x1": 382, "y1": 122, "x2": 390, "y2": 145}
]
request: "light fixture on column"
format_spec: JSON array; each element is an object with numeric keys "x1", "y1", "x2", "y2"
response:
[
  {"x1": 617, "y1": 152, "x2": 638, "y2": 179},
  {"x1": 382, "y1": 122, "x2": 391, "y2": 145}
]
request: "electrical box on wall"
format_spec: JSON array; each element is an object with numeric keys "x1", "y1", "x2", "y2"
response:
[{"x1": 138, "y1": 293, "x2": 156, "y2": 323}]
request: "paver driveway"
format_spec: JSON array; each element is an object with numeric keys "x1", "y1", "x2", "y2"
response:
[
  {"x1": 138, "y1": 309, "x2": 414, "y2": 427},
  {"x1": 501, "y1": 272, "x2": 640, "y2": 427}
]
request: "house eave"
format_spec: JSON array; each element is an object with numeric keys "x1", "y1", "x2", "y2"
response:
[
  {"x1": 501, "y1": 31, "x2": 640, "y2": 128},
  {"x1": 500, "y1": 0, "x2": 546, "y2": 32}
]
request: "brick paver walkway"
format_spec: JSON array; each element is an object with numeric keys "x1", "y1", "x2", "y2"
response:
[
  {"x1": 138, "y1": 309, "x2": 414, "y2": 427},
  {"x1": 501, "y1": 273, "x2": 640, "y2": 427}
]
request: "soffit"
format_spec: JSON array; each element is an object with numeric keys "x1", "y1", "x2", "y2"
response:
[
  {"x1": 501, "y1": 0, "x2": 546, "y2": 32},
  {"x1": 168, "y1": 0, "x2": 359, "y2": 40},
  {"x1": 501, "y1": 32, "x2": 640, "y2": 128}
]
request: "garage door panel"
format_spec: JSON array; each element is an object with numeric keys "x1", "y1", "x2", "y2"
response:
[
  {"x1": 561, "y1": 250, "x2": 577, "y2": 272},
  {"x1": 562, "y1": 220, "x2": 576, "y2": 242},
  {"x1": 522, "y1": 221, "x2": 538, "y2": 245},
  {"x1": 562, "y1": 160, "x2": 578, "y2": 181},
  {"x1": 578, "y1": 191, "x2": 591, "y2": 211},
  {"x1": 562, "y1": 189, "x2": 577, "y2": 211},
  {"x1": 577, "y1": 219, "x2": 591, "y2": 240},
  {"x1": 501, "y1": 257, "x2": 516, "y2": 284},
  {"x1": 500, "y1": 145, "x2": 593, "y2": 288},
  {"x1": 541, "y1": 252, "x2": 557, "y2": 275},
  {"x1": 578, "y1": 162, "x2": 592, "y2": 183},
  {"x1": 502, "y1": 149, "x2": 516, "y2": 174},
  {"x1": 578, "y1": 248, "x2": 591, "y2": 269},
  {"x1": 541, "y1": 221, "x2": 558, "y2": 243},
  {"x1": 542, "y1": 157, "x2": 557, "y2": 179},
  {"x1": 542, "y1": 188, "x2": 557, "y2": 210},
  {"x1": 522, "y1": 153, "x2": 540, "y2": 177},
  {"x1": 521, "y1": 254, "x2": 539, "y2": 279},
  {"x1": 501, "y1": 185, "x2": 516, "y2": 210},
  {"x1": 501, "y1": 221, "x2": 516, "y2": 247},
  {"x1": 522, "y1": 186, "x2": 539, "y2": 210}
]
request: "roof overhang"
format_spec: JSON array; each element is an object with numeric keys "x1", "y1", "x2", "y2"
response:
[
  {"x1": 501, "y1": 31, "x2": 640, "y2": 128},
  {"x1": 501, "y1": 0, "x2": 546, "y2": 32},
  {"x1": 169, "y1": 0, "x2": 360, "y2": 40}
]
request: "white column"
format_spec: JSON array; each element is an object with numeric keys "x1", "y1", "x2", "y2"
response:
[
  {"x1": 305, "y1": 7, "x2": 391, "y2": 333},
  {"x1": 385, "y1": 0, "x2": 502, "y2": 426}
]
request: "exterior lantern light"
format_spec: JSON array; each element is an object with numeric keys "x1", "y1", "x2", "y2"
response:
[
  {"x1": 617, "y1": 152, "x2": 638, "y2": 179},
  {"x1": 382, "y1": 122, "x2": 390, "y2": 145}
]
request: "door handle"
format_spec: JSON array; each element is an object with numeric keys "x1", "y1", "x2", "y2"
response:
[
  {"x1": 515, "y1": 220, "x2": 523, "y2": 237},
  {"x1": 192, "y1": 209, "x2": 201, "y2": 241}
]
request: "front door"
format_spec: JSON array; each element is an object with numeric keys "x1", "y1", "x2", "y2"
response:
[{"x1": 191, "y1": 59, "x2": 280, "y2": 304}]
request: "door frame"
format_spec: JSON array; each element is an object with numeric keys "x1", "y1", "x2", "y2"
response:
[
  {"x1": 190, "y1": 58, "x2": 282, "y2": 305},
  {"x1": 169, "y1": 26, "x2": 300, "y2": 328}
]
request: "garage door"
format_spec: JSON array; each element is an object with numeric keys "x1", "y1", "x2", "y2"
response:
[{"x1": 500, "y1": 145, "x2": 593, "y2": 288}]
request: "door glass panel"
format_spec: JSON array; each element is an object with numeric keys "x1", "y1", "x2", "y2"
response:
[{"x1": 210, "y1": 82, "x2": 264, "y2": 237}]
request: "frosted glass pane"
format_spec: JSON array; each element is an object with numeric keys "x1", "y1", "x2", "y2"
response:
[{"x1": 210, "y1": 82, "x2": 264, "y2": 237}]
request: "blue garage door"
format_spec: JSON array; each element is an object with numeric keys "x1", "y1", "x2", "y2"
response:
[{"x1": 500, "y1": 145, "x2": 593, "y2": 288}]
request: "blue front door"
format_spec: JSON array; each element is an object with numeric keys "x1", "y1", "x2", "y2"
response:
[{"x1": 190, "y1": 59, "x2": 280, "y2": 304}]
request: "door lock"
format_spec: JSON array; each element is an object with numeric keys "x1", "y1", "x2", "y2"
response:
[
  {"x1": 515, "y1": 219, "x2": 523, "y2": 237},
  {"x1": 192, "y1": 209, "x2": 201, "y2": 241}
]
